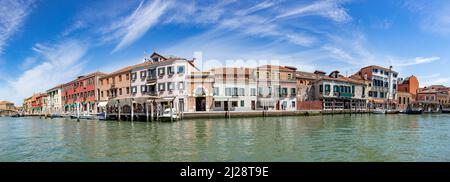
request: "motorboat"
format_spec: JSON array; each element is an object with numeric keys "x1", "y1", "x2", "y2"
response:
[
  {"x1": 405, "y1": 107, "x2": 423, "y2": 114},
  {"x1": 386, "y1": 109, "x2": 399, "y2": 114},
  {"x1": 372, "y1": 109, "x2": 386, "y2": 114},
  {"x1": 159, "y1": 108, "x2": 179, "y2": 121}
]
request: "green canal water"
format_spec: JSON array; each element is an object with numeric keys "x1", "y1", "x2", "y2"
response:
[{"x1": 1, "y1": 114, "x2": 450, "y2": 162}]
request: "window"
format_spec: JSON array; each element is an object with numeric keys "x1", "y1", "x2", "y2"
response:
[
  {"x1": 373, "y1": 69, "x2": 378, "y2": 73},
  {"x1": 393, "y1": 74, "x2": 398, "y2": 78},
  {"x1": 291, "y1": 101, "x2": 296, "y2": 108},
  {"x1": 232, "y1": 88, "x2": 238, "y2": 96},
  {"x1": 281, "y1": 88, "x2": 288, "y2": 96},
  {"x1": 168, "y1": 66, "x2": 175, "y2": 75},
  {"x1": 384, "y1": 82, "x2": 388, "y2": 88},
  {"x1": 119, "y1": 75, "x2": 122, "y2": 82},
  {"x1": 131, "y1": 73, "x2": 137, "y2": 80},
  {"x1": 126, "y1": 87, "x2": 130, "y2": 94},
  {"x1": 240, "y1": 100, "x2": 244, "y2": 107},
  {"x1": 291, "y1": 88, "x2": 296, "y2": 95},
  {"x1": 380, "y1": 70, "x2": 384, "y2": 75},
  {"x1": 158, "y1": 67, "x2": 165, "y2": 76},
  {"x1": 232, "y1": 101, "x2": 238, "y2": 107},
  {"x1": 141, "y1": 85, "x2": 147, "y2": 93},
  {"x1": 178, "y1": 82, "x2": 185, "y2": 90},
  {"x1": 106, "y1": 79, "x2": 109, "y2": 84},
  {"x1": 158, "y1": 83, "x2": 165, "y2": 91},
  {"x1": 239, "y1": 88, "x2": 245, "y2": 96},
  {"x1": 251, "y1": 88, "x2": 256, "y2": 96},
  {"x1": 266, "y1": 72, "x2": 270, "y2": 79},
  {"x1": 177, "y1": 66, "x2": 185, "y2": 74},
  {"x1": 288, "y1": 73, "x2": 293, "y2": 80},
  {"x1": 168, "y1": 82, "x2": 174, "y2": 91},
  {"x1": 214, "y1": 101, "x2": 221, "y2": 108},
  {"x1": 140, "y1": 71, "x2": 147, "y2": 79},
  {"x1": 101, "y1": 91, "x2": 104, "y2": 98},
  {"x1": 213, "y1": 87, "x2": 219, "y2": 96},
  {"x1": 126, "y1": 74, "x2": 129, "y2": 80},
  {"x1": 351, "y1": 86, "x2": 355, "y2": 94},
  {"x1": 325, "y1": 84, "x2": 330, "y2": 92},
  {"x1": 131, "y1": 86, "x2": 137, "y2": 94},
  {"x1": 393, "y1": 84, "x2": 397, "y2": 89},
  {"x1": 256, "y1": 71, "x2": 260, "y2": 78},
  {"x1": 225, "y1": 88, "x2": 232, "y2": 96},
  {"x1": 148, "y1": 68, "x2": 156, "y2": 78},
  {"x1": 380, "y1": 92, "x2": 384, "y2": 98},
  {"x1": 119, "y1": 88, "x2": 122, "y2": 95}
]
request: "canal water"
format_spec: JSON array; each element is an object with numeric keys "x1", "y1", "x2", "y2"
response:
[{"x1": 1, "y1": 114, "x2": 450, "y2": 162}]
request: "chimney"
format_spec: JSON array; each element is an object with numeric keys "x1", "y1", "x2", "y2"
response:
[
  {"x1": 314, "y1": 70, "x2": 326, "y2": 76},
  {"x1": 329, "y1": 70, "x2": 340, "y2": 78}
]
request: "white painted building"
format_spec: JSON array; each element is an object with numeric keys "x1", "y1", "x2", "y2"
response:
[
  {"x1": 210, "y1": 67, "x2": 257, "y2": 111},
  {"x1": 46, "y1": 85, "x2": 63, "y2": 114},
  {"x1": 351, "y1": 65, "x2": 398, "y2": 109}
]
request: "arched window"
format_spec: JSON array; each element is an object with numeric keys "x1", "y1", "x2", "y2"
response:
[{"x1": 195, "y1": 88, "x2": 206, "y2": 96}]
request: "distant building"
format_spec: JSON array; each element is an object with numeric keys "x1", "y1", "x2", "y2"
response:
[
  {"x1": 351, "y1": 65, "x2": 398, "y2": 109},
  {"x1": 295, "y1": 70, "x2": 323, "y2": 110},
  {"x1": 0, "y1": 101, "x2": 16, "y2": 116},
  {"x1": 311, "y1": 71, "x2": 367, "y2": 110},
  {"x1": 46, "y1": 84, "x2": 63, "y2": 114},
  {"x1": 62, "y1": 72, "x2": 106, "y2": 115},
  {"x1": 187, "y1": 71, "x2": 214, "y2": 112},
  {"x1": 254, "y1": 65, "x2": 298, "y2": 111},
  {"x1": 209, "y1": 67, "x2": 257, "y2": 111},
  {"x1": 396, "y1": 75, "x2": 419, "y2": 111}
]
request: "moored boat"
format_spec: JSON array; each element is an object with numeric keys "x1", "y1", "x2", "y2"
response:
[{"x1": 372, "y1": 109, "x2": 386, "y2": 114}]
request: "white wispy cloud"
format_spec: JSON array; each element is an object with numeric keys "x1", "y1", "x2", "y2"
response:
[
  {"x1": 392, "y1": 56, "x2": 440, "y2": 67},
  {"x1": 273, "y1": 0, "x2": 352, "y2": 23},
  {"x1": 404, "y1": 0, "x2": 450, "y2": 35},
  {"x1": 107, "y1": 0, "x2": 171, "y2": 52},
  {"x1": 0, "y1": 40, "x2": 87, "y2": 105},
  {"x1": 0, "y1": 0, "x2": 34, "y2": 54}
]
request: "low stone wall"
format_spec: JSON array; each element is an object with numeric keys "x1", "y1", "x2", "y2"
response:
[
  {"x1": 182, "y1": 110, "x2": 322, "y2": 119},
  {"x1": 297, "y1": 101, "x2": 323, "y2": 110}
]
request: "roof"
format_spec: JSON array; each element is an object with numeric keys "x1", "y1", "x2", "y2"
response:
[
  {"x1": 209, "y1": 67, "x2": 253, "y2": 75},
  {"x1": 63, "y1": 71, "x2": 107, "y2": 86},
  {"x1": 295, "y1": 71, "x2": 322, "y2": 80},
  {"x1": 317, "y1": 76, "x2": 366, "y2": 85},
  {"x1": 0, "y1": 100, "x2": 14, "y2": 105},
  {"x1": 360, "y1": 65, "x2": 398, "y2": 74},
  {"x1": 46, "y1": 84, "x2": 63, "y2": 92},
  {"x1": 256, "y1": 65, "x2": 297, "y2": 72}
]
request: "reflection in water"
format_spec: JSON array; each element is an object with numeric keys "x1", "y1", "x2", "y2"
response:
[{"x1": 0, "y1": 114, "x2": 449, "y2": 162}]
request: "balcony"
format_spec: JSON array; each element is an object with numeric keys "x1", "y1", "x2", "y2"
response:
[
  {"x1": 338, "y1": 92, "x2": 353, "y2": 98},
  {"x1": 147, "y1": 91, "x2": 157, "y2": 96}
]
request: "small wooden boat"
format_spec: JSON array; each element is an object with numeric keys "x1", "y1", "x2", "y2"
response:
[
  {"x1": 442, "y1": 107, "x2": 450, "y2": 113},
  {"x1": 372, "y1": 109, "x2": 386, "y2": 114},
  {"x1": 386, "y1": 110, "x2": 399, "y2": 114},
  {"x1": 405, "y1": 107, "x2": 423, "y2": 114}
]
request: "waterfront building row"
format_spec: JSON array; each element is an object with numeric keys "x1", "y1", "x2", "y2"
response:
[{"x1": 21, "y1": 52, "x2": 450, "y2": 117}]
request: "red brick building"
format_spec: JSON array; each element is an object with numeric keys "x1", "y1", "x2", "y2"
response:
[{"x1": 62, "y1": 72, "x2": 106, "y2": 114}]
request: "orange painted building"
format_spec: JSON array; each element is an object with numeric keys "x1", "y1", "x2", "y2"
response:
[{"x1": 397, "y1": 75, "x2": 419, "y2": 95}]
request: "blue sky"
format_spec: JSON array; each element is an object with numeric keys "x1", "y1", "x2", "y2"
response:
[{"x1": 1, "y1": 0, "x2": 450, "y2": 105}]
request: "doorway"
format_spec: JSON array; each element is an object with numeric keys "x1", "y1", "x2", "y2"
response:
[
  {"x1": 224, "y1": 101, "x2": 229, "y2": 111},
  {"x1": 195, "y1": 97, "x2": 206, "y2": 111}
]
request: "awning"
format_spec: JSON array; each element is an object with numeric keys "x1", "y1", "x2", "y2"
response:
[
  {"x1": 97, "y1": 101, "x2": 108, "y2": 107},
  {"x1": 156, "y1": 97, "x2": 175, "y2": 102},
  {"x1": 147, "y1": 82, "x2": 156, "y2": 86},
  {"x1": 369, "y1": 99, "x2": 385, "y2": 104},
  {"x1": 258, "y1": 98, "x2": 275, "y2": 106}
]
